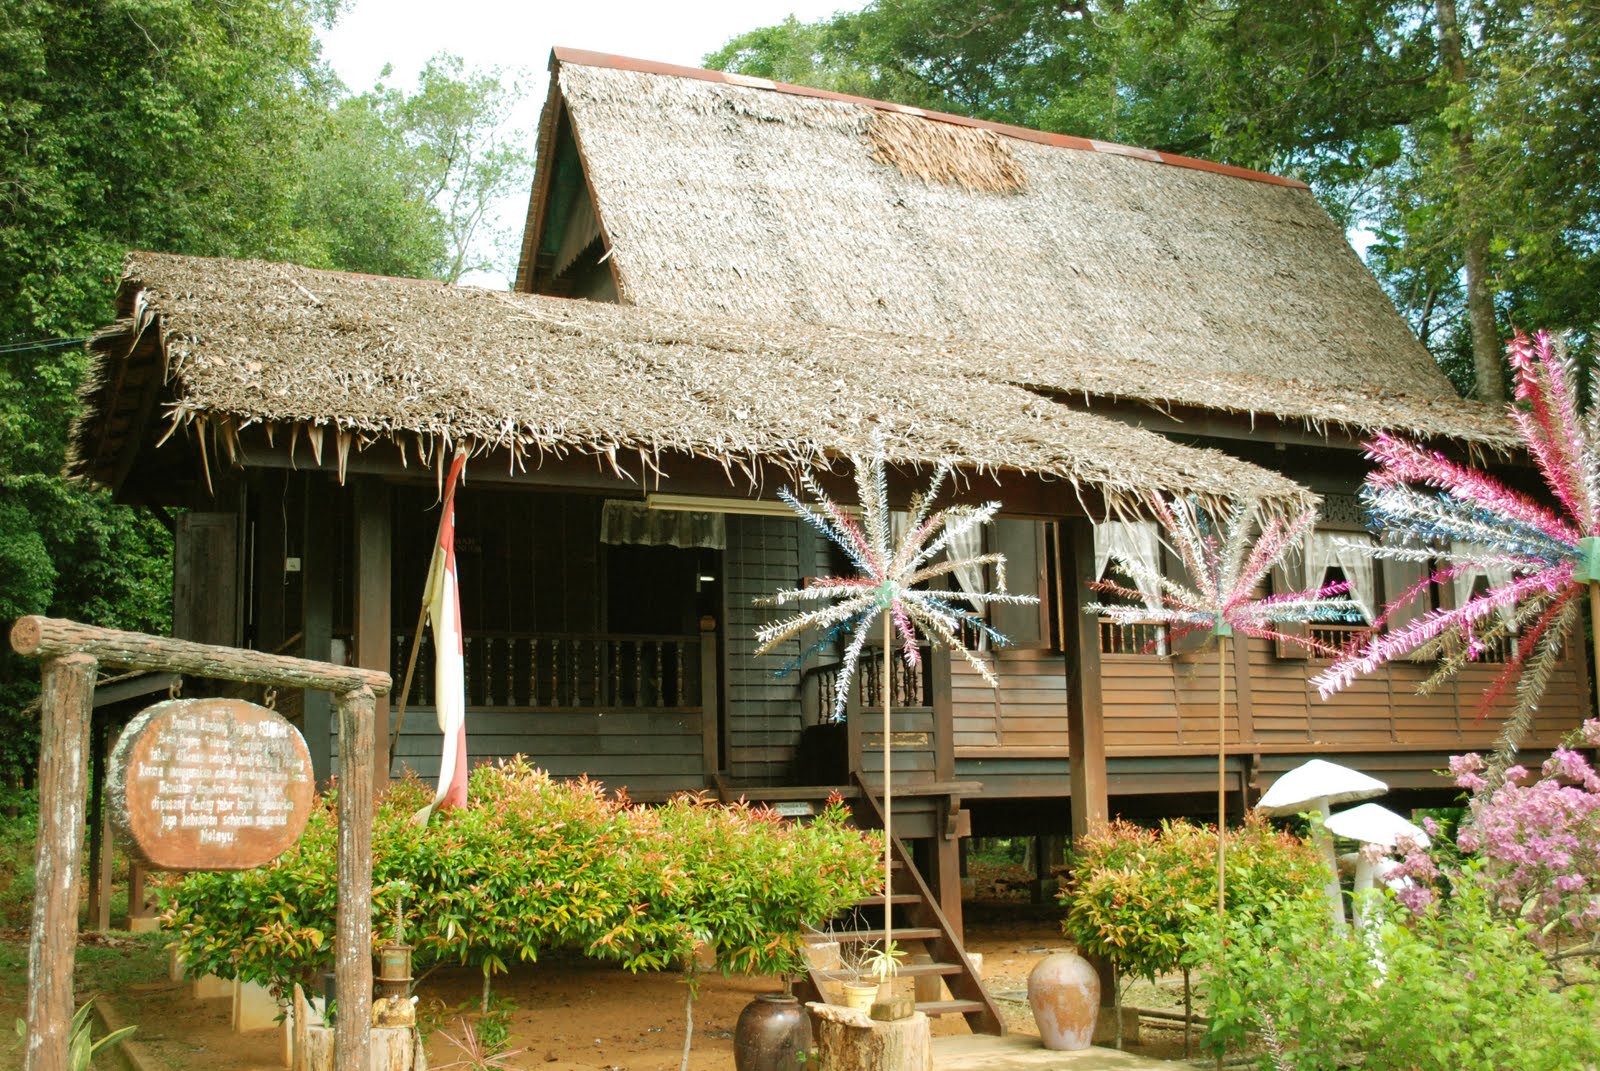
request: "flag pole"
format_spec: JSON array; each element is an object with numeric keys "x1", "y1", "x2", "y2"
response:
[
  {"x1": 386, "y1": 600, "x2": 432, "y2": 770},
  {"x1": 387, "y1": 451, "x2": 465, "y2": 769}
]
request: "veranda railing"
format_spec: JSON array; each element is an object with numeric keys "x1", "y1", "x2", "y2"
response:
[{"x1": 392, "y1": 629, "x2": 704, "y2": 710}]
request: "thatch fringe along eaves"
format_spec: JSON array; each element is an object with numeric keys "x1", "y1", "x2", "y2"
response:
[
  {"x1": 866, "y1": 112, "x2": 1026, "y2": 194},
  {"x1": 73, "y1": 253, "x2": 1321, "y2": 515}
]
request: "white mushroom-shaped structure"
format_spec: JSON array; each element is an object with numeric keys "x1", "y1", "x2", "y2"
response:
[
  {"x1": 1256, "y1": 759, "x2": 1388, "y2": 928},
  {"x1": 1325, "y1": 802, "x2": 1431, "y2": 924}
]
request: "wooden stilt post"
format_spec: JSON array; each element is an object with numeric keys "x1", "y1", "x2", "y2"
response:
[
  {"x1": 355, "y1": 479, "x2": 392, "y2": 793},
  {"x1": 24, "y1": 653, "x2": 98, "y2": 1071},
  {"x1": 334, "y1": 685, "x2": 376, "y2": 1070},
  {"x1": 1062, "y1": 518, "x2": 1107, "y2": 840}
]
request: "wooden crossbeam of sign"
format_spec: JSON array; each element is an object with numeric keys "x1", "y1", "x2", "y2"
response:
[{"x1": 9, "y1": 615, "x2": 390, "y2": 1071}]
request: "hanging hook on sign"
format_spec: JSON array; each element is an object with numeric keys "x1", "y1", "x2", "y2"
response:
[{"x1": 264, "y1": 687, "x2": 277, "y2": 711}]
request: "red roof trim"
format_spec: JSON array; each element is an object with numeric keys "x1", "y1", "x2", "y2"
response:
[{"x1": 550, "y1": 47, "x2": 1309, "y2": 191}]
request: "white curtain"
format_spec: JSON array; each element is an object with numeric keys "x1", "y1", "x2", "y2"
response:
[
  {"x1": 1094, "y1": 520, "x2": 1166, "y2": 654},
  {"x1": 600, "y1": 501, "x2": 726, "y2": 549},
  {"x1": 1451, "y1": 541, "x2": 1517, "y2": 629},
  {"x1": 1093, "y1": 521, "x2": 1164, "y2": 611},
  {"x1": 943, "y1": 513, "x2": 989, "y2": 650},
  {"x1": 1307, "y1": 531, "x2": 1377, "y2": 623}
]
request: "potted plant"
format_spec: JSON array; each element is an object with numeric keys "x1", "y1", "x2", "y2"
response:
[{"x1": 837, "y1": 939, "x2": 904, "y2": 1010}]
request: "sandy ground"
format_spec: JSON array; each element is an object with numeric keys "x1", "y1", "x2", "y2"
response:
[{"x1": 0, "y1": 900, "x2": 1206, "y2": 1069}]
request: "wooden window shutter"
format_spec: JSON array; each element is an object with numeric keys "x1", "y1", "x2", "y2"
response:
[{"x1": 990, "y1": 518, "x2": 1047, "y2": 647}]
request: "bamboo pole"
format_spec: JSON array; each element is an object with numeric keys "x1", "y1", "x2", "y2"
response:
[
  {"x1": 881, "y1": 613, "x2": 893, "y2": 994},
  {"x1": 387, "y1": 598, "x2": 431, "y2": 769},
  {"x1": 1215, "y1": 632, "x2": 1227, "y2": 1071},
  {"x1": 1217, "y1": 632, "x2": 1227, "y2": 919}
]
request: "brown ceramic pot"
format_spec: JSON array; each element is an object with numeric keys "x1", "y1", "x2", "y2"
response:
[
  {"x1": 733, "y1": 992, "x2": 813, "y2": 1071},
  {"x1": 1027, "y1": 951, "x2": 1100, "y2": 1050}
]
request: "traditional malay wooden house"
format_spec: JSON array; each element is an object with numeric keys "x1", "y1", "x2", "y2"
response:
[{"x1": 67, "y1": 49, "x2": 1588, "y2": 1028}]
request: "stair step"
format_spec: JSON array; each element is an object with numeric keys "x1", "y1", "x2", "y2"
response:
[
  {"x1": 805, "y1": 927, "x2": 941, "y2": 944},
  {"x1": 855, "y1": 894, "x2": 921, "y2": 907},
  {"x1": 916, "y1": 999, "x2": 986, "y2": 1017},
  {"x1": 812, "y1": 961, "x2": 962, "y2": 981}
]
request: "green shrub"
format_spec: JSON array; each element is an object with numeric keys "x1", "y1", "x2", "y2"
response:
[
  {"x1": 0, "y1": 789, "x2": 38, "y2": 927},
  {"x1": 1060, "y1": 815, "x2": 1323, "y2": 985},
  {"x1": 1193, "y1": 875, "x2": 1600, "y2": 1070},
  {"x1": 160, "y1": 760, "x2": 879, "y2": 994},
  {"x1": 618, "y1": 793, "x2": 880, "y2": 977}
]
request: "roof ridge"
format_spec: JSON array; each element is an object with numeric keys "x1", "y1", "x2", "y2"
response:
[{"x1": 549, "y1": 46, "x2": 1308, "y2": 191}]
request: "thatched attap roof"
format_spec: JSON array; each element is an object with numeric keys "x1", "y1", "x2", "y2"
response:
[
  {"x1": 518, "y1": 50, "x2": 1479, "y2": 434},
  {"x1": 72, "y1": 253, "x2": 1316, "y2": 512}
]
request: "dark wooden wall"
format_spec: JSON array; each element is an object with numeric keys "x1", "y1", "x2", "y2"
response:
[{"x1": 722, "y1": 515, "x2": 806, "y2": 784}]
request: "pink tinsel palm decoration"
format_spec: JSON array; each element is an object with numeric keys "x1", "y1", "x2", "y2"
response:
[
  {"x1": 1085, "y1": 494, "x2": 1362, "y2": 655},
  {"x1": 1314, "y1": 331, "x2": 1600, "y2": 763},
  {"x1": 1087, "y1": 493, "x2": 1362, "y2": 919}
]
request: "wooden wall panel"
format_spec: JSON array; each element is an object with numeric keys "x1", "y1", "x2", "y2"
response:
[
  {"x1": 1238, "y1": 633, "x2": 1580, "y2": 753},
  {"x1": 949, "y1": 649, "x2": 1074, "y2": 750},
  {"x1": 393, "y1": 708, "x2": 705, "y2": 797},
  {"x1": 173, "y1": 511, "x2": 241, "y2": 646},
  {"x1": 857, "y1": 708, "x2": 940, "y2": 784},
  {"x1": 722, "y1": 516, "x2": 805, "y2": 784}
]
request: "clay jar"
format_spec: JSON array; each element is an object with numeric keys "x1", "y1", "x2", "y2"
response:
[
  {"x1": 733, "y1": 993, "x2": 813, "y2": 1071},
  {"x1": 1026, "y1": 951, "x2": 1100, "y2": 1051}
]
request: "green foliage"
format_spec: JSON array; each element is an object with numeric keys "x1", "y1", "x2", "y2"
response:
[
  {"x1": 1059, "y1": 816, "x2": 1324, "y2": 985},
  {"x1": 160, "y1": 760, "x2": 879, "y2": 994},
  {"x1": 1194, "y1": 877, "x2": 1600, "y2": 1070},
  {"x1": 14, "y1": 998, "x2": 138, "y2": 1071},
  {"x1": 618, "y1": 792, "x2": 881, "y2": 979},
  {"x1": 0, "y1": 790, "x2": 40, "y2": 928},
  {"x1": 0, "y1": 0, "x2": 531, "y2": 781}
]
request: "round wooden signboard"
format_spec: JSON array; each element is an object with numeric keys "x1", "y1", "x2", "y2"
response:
[{"x1": 108, "y1": 698, "x2": 315, "y2": 871}]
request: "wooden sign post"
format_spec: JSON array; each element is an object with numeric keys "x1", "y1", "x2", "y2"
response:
[{"x1": 9, "y1": 616, "x2": 390, "y2": 1071}]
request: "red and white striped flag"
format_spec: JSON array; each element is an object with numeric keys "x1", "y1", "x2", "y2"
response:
[{"x1": 414, "y1": 451, "x2": 469, "y2": 824}]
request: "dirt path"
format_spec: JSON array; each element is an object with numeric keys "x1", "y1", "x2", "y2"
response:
[{"x1": 1, "y1": 910, "x2": 1209, "y2": 1069}]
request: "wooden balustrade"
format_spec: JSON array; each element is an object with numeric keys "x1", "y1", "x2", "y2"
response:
[
  {"x1": 812, "y1": 644, "x2": 931, "y2": 720},
  {"x1": 1099, "y1": 618, "x2": 1169, "y2": 656},
  {"x1": 392, "y1": 630, "x2": 702, "y2": 709},
  {"x1": 1308, "y1": 622, "x2": 1367, "y2": 658}
]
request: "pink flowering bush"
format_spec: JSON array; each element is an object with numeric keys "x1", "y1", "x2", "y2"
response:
[{"x1": 1451, "y1": 722, "x2": 1600, "y2": 944}]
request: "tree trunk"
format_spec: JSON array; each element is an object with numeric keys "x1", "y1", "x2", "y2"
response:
[{"x1": 1436, "y1": 0, "x2": 1503, "y2": 403}]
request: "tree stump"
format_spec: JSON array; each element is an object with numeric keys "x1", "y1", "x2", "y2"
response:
[
  {"x1": 806, "y1": 1003, "x2": 930, "y2": 1071},
  {"x1": 302, "y1": 1024, "x2": 415, "y2": 1071}
]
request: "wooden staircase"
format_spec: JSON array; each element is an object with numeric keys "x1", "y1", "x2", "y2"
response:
[{"x1": 796, "y1": 777, "x2": 1005, "y2": 1035}]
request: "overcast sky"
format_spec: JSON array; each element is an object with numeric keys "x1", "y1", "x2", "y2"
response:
[{"x1": 319, "y1": 1, "x2": 862, "y2": 286}]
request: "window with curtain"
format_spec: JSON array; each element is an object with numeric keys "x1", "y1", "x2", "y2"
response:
[{"x1": 1093, "y1": 520, "x2": 1169, "y2": 655}]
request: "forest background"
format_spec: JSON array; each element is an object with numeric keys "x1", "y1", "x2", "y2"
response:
[{"x1": 2, "y1": 0, "x2": 1596, "y2": 778}]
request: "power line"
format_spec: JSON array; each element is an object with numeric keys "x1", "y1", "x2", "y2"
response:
[{"x1": 0, "y1": 335, "x2": 92, "y2": 356}]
